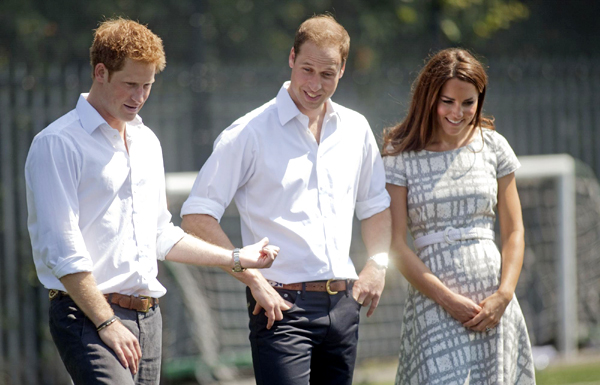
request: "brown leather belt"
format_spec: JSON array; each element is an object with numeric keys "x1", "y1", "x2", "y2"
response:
[
  {"x1": 268, "y1": 279, "x2": 350, "y2": 295},
  {"x1": 49, "y1": 289, "x2": 159, "y2": 313}
]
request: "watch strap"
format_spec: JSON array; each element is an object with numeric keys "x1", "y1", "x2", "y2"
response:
[{"x1": 231, "y1": 248, "x2": 246, "y2": 273}]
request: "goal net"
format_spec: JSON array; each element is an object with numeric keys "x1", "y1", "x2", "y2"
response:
[
  {"x1": 516, "y1": 154, "x2": 600, "y2": 357},
  {"x1": 159, "y1": 154, "x2": 600, "y2": 382}
]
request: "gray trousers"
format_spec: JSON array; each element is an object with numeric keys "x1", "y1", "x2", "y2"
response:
[{"x1": 49, "y1": 294, "x2": 162, "y2": 385}]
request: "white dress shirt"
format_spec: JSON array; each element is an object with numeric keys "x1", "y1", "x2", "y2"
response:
[
  {"x1": 25, "y1": 94, "x2": 185, "y2": 297},
  {"x1": 181, "y1": 82, "x2": 390, "y2": 283}
]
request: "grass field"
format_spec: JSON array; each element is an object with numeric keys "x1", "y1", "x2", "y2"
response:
[{"x1": 352, "y1": 357, "x2": 600, "y2": 385}]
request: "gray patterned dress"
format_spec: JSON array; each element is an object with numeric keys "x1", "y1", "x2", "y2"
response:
[{"x1": 384, "y1": 128, "x2": 535, "y2": 385}]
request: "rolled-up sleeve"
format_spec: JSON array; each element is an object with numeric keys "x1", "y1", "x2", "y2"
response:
[
  {"x1": 155, "y1": 148, "x2": 186, "y2": 260},
  {"x1": 355, "y1": 124, "x2": 391, "y2": 220},
  {"x1": 25, "y1": 135, "x2": 93, "y2": 278},
  {"x1": 181, "y1": 125, "x2": 257, "y2": 221}
]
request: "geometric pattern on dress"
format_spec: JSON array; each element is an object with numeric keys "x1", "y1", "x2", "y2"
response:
[{"x1": 384, "y1": 129, "x2": 536, "y2": 384}]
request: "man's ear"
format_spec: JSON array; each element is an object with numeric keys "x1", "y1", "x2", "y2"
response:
[
  {"x1": 338, "y1": 60, "x2": 346, "y2": 79},
  {"x1": 289, "y1": 47, "x2": 296, "y2": 69},
  {"x1": 93, "y1": 63, "x2": 109, "y2": 83}
]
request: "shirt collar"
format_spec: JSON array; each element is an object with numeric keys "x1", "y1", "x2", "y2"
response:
[
  {"x1": 276, "y1": 81, "x2": 340, "y2": 126},
  {"x1": 76, "y1": 93, "x2": 143, "y2": 135}
]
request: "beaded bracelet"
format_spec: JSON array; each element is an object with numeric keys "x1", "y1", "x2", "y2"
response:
[{"x1": 96, "y1": 315, "x2": 119, "y2": 332}]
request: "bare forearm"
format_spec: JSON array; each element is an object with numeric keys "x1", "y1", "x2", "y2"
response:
[
  {"x1": 165, "y1": 234, "x2": 235, "y2": 267},
  {"x1": 60, "y1": 272, "x2": 114, "y2": 326},
  {"x1": 498, "y1": 230, "x2": 525, "y2": 300},
  {"x1": 394, "y1": 243, "x2": 455, "y2": 306},
  {"x1": 181, "y1": 214, "x2": 235, "y2": 249},
  {"x1": 180, "y1": 214, "x2": 266, "y2": 287},
  {"x1": 361, "y1": 208, "x2": 392, "y2": 258}
]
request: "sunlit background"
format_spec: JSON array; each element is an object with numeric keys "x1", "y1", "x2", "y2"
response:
[{"x1": 1, "y1": 1, "x2": 599, "y2": 384}]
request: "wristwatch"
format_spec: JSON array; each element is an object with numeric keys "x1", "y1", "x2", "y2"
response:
[{"x1": 231, "y1": 248, "x2": 246, "y2": 273}]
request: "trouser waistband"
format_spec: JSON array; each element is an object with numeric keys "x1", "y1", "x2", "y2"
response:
[
  {"x1": 267, "y1": 279, "x2": 351, "y2": 295},
  {"x1": 49, "y1": 289, "x2": 159, "y2": 313}
]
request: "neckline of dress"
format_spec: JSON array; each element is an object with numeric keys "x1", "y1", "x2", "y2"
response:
[{"x1": 421, "y1": 127, "x2": 484, "y2": 154}]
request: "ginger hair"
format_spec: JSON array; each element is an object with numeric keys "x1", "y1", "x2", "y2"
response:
[{"x1": 90, "y1": 18, "x2": 166, "y2": 79}]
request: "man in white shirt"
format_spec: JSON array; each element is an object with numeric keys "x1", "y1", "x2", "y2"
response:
[
  {"x1": 181, "y1": 15, "x2": 391, "y2": 385},
  {"x1": 25, "y1": 18, "x2": 278, "y2": 385}
]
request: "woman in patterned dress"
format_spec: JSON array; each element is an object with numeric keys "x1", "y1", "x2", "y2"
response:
[{"x1": 382, "y1": 48, "x2": 535, "y2": 384}]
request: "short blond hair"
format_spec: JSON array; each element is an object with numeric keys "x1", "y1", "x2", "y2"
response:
[
  {"x1": 293, "y1": 14, "x2": 350, "y2": 64},
  {"x1": 90, "y1": 18, "x2": 166, "y2": 78}
]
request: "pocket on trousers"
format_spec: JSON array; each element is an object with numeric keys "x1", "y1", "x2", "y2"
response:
[
  {"x1": 277, "y1": 289, "x2": 299, "y2": 313},
  {"x1": 49, "y1": 296, "x2": 87, "y2": 340}
]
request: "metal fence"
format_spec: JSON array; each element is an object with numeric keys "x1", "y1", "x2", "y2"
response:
[{"x1": 1, "y1": 56, "x2": 600, "y2": 384}]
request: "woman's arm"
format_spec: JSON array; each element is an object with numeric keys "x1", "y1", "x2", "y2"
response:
[
  {"x1": 463, "y1": 172, "x2": 525, "y2": 331},
  {"x1": 387, "y1": 183, "x2": 482, "y2": 323}
]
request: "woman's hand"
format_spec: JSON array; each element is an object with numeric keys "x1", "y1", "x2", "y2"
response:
[
  {"x1": 441, "y1": 291, "x2": 483, "y2": 324},
  {"x1": 462, "y1": 291, "x2": 511, "y2": 332},
  {"x1": 239, "y1": 237, "x2": 280, "y2": 269}
]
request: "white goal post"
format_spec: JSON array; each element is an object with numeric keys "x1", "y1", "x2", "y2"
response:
[{"x1": 516, "y1": 154, "x2": 577, "y2": 357}]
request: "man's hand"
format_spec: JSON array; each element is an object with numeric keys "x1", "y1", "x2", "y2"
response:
[
  {"x1": 352, "y1": 261, "x2": 386, "y2": 317},
  {"x1": 462, "y1": 291, "x2": 510, "y2": 332},
  {"x1": 239, "y1": 237, "x2": 280, "y2": 269},
  {"x1": 247, "y1": 274, "x2": 291, "y2": 329},
  {"x1": 98, "y1": 320, "x2": 142, "y2": 374}
]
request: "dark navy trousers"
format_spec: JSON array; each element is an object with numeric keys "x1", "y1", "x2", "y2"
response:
[{"x1": 246, "y1": 283, "x2": 361, "y2": 385}]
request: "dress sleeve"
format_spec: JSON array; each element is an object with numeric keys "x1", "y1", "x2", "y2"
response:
[
  {"x1": 493, "y1": 131, "x2": 521, "y2": 178},
  {"x1": 384, "y1": 151, "x2": 408, "y2": 187}
]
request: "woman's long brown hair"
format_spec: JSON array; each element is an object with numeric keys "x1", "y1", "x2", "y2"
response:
[{"x1": 382, "y1": 48, "x2": 495, "y2": 156}]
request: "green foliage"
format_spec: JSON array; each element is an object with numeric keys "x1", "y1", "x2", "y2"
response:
[{"x1": 3, "y1": 0, "x2": 569, "y2": 72}]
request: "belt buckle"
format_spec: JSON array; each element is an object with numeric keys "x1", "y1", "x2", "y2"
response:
[
  {"x1": 326, "y1": 279, "x2": 338, "y2": 295},
  {"x1": 443, "y1": 227, "x2": 457, "y2": 244},
  {"x1": 139, "y1": 295, "x2": 152, "y2": 313},
  {"x1": 49, "y1": 289, "x2": 60, "y2": 300}
]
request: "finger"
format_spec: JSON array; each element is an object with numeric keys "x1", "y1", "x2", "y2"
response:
[
  {"x1": 133, "y1": 339, "x2": 142, "y2": 369},
  {"x1": 366, "y1": 296, "x2": 380, "y2": 318},
  {"x1": 127, "y1": 342, "x2": 140, "y2": 375},
  {"x1": 463, "y1": 313, "x2": 483, "y2": 328},
  {"x1": 265, "y1": 307, "x2": 281, "y2": 329},
  {"x1": 357, "y1": 292, "x2": 368, "y2": 306},
  {"x1": 281, "y1": 299, "x2": 293, "y2": 311},
  {"x1": 274, "y1": 305, "x2": 284, "y2": 321},
  {"x1": 259, "y1": 237, "x2": 269, "y2": 248},
  {"x1": 262, "y1": 248, "x2": 276, "y2": 260},
  {"x1": 264, "y1": 245, "x2": 280, "y2": 255},
  {"x1": 123, "y1": 347, "x2": 137, "y2": 374},
  {"x1": 114, "y1": 346, "x2": 129, "y2": 369},
  {"x1": 352, "y1": 285, "x2": 361, "y2": 302},
  {"x1": 252, "y1": 302, "x2": 263, "y2": 315}
]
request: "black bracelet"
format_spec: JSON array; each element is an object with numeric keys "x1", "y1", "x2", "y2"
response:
[{"x1": 96, "y1": 315, "x2": 119, "y2": 332}]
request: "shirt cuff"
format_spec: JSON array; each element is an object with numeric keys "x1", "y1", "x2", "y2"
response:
[
  {"x1": 156, "y1": 225, "x2": 186, "y2": 261},
  {"x1": 355, "y1": 190, "x2": 391, "y2": 221},
  {"x1": 180, "y1": 196, "x2": 226, "y2": 222},
  {"x1": 52, "y1": 255, "x2": 94, "y2": 279}
]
